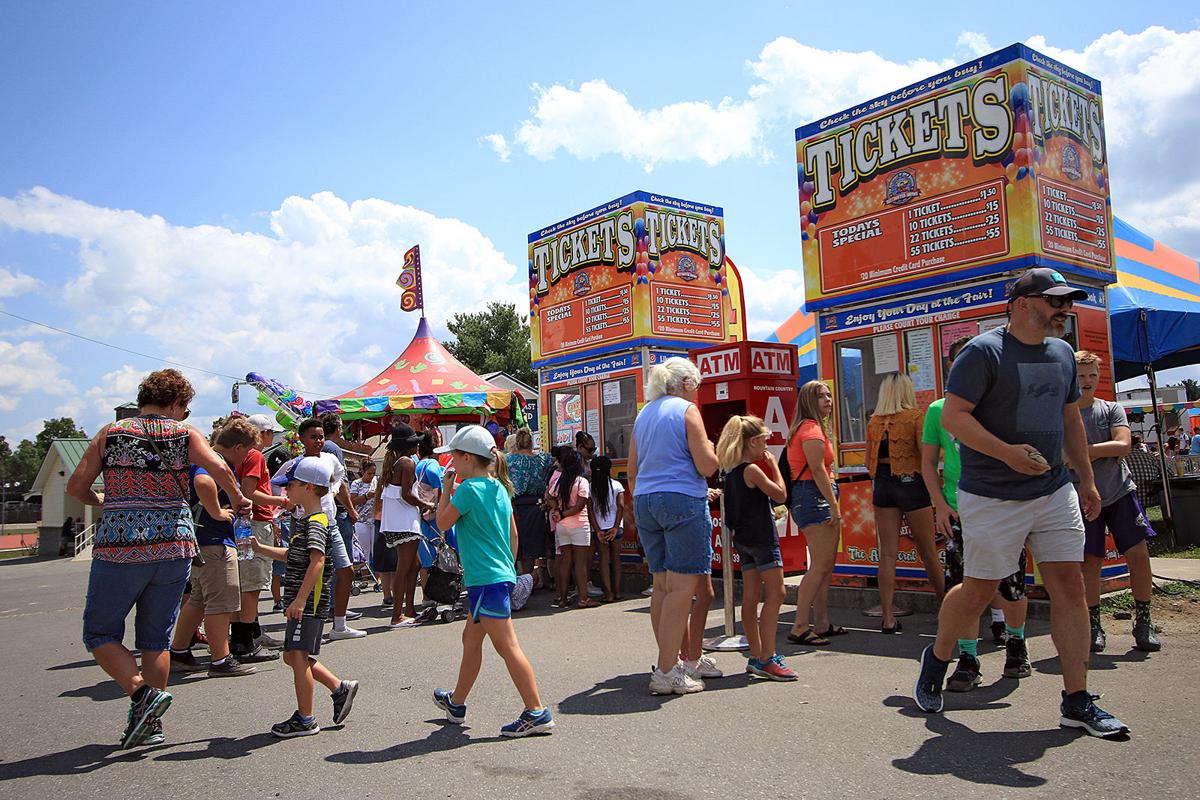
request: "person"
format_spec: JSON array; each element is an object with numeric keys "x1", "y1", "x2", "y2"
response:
[
  {"x1": 627, "y1": 357, "x2": 720, "y2": 695},
  {"x1": 588, "y1": 455, "x2": 626, "y2": 603},
  {"x1": 1191, "y1": 430, "x2": 1200, "y2": 455},
  {"x1": 505, "y1": 428, "x2": 554, "y2": 589},
  {"x1": 914, "y1": 267, "x2": 1128, "y2": 737},
  {"x1": 575, "y1": 431, "x2": 597, "y2": 479},
  {"x1": 252, "y1": 456, "x2": 359, "y2": 737},
  {"x1": 168, "y1": 417, "x2": 260, "y2": 678},
  {"x1": 1071, "y1": 350, "x2": 1160, "y2": 653},
  {"x1": 274, "y1": 418, "x2": 365, "y2": 640},
  {"x1": 349, "y1": 462, "x2": 378, "y2": 580},
  {"x1": 67, "y1": 368, "x2": 251, "y2": 748},
  {"x1": 266, "y1": 447, "x2": 293, "y2": 612},
  {"x1": 414, "y1": 433, "x2": 457, "y2": 601},
  {"x1": 866, "y1": 372, "x2": 944, "y2": 633},
  {"x1": 231, "y1": 413, "x2": 288, "y2": 662},
  {"x1": 921, "y1": 336, "x2": 1030, "y2": 692},
  {"x1": 59, "y1": 516, "x2": 75, "y2": 557},
  {"x1": 378, "y1": 422, "x2": 430, "y2": 627},
  {"x1": 320, "y1": 413, "x2": 364, "y2": 633},
  {"x1": 431, "y1": 425, "x2": 554, "y2": 737},
  {"x1": 785, "y1": 380, "x2": 844, "y2": 645},
  {"x1": 547, "y1": 448, "x2": 597, "y2": 609},
  {"x1": 717, "y1": 416, "x2": 797, "y2": 680},
  {"x1": 1124, "y1": 435, "x2": 1163, "y2": 514}
]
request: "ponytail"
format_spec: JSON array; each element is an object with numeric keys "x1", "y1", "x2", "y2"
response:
[{"x1": 490, "y1": 449, "x2": 514, "y2": 497}]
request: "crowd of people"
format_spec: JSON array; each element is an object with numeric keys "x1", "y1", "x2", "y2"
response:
[{"x1": 68, "y1": 268, "x2": 1165, "y2": 749}]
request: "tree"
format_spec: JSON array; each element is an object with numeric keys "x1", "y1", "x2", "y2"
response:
[
  {"x1": 1182, "y1": 378, "x2": 1200, "y2": 402},
  {"x1": 445, "y1": 302, "x2": 537, "y2": 388},
  {"x1": 0, "y1": 418, "x2": 89, "y2": 491}
]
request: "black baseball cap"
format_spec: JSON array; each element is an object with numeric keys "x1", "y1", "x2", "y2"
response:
[{"x1": 1008, "y1": 268, "x2": 1088, "y2": 301}]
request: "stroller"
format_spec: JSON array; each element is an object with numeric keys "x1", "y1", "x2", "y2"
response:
[
  {"x1": 348, "y1": 526, "x2": 384, "y2": 596},
  {"x1": 416, "y1": 532, "x2": 466, "y2": 624}
]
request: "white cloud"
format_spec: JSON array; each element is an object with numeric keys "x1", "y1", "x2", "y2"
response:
[
  {"x1": 480, "y1": 133, "x2": 511, "y2": 162},
  {"x1": 0, "y1": 339, "x2": 75, "y2": 412},
  {"x1": 0, "y1": 266, "x2": 40, "y2": 299},
  {"x1": 0, "y1": 188, "x2": 525, "y2": 433},
  {"x1": 736, "y1": 264, "x2": 809, "y2": 340}
]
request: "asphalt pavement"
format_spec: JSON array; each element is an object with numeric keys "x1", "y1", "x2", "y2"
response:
[{"x1": 2, "y1": 556, "x2": 1197, "y2": 799}]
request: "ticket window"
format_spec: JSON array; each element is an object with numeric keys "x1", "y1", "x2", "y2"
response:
[
  {"x1": 549, "y1": 387, "x2": 584, "y2": 447},
  {"x1": 548, "y1": 375, "x2": 638, "y2": 460},
  {"x1": 835, "y1": 335, "x2": 895, "y2": 445}
]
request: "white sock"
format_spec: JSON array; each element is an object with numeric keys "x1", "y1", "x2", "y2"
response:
[
  {"x1": 334, "y1": 616, "x2": 347, "y2": 631},
  {"x1": 990, "y1": 608, "x2": 1005, "y2": 623},
  {"x1": 211, "y1": 657, "x2": 227, "y2": 666}
]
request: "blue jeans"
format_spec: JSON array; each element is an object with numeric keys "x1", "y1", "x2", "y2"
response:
[
  {"x1": 634, "y1": 492, "x2": 713, "y2": 575},
  {"x1": 82, "y1": 557, "x2": 191, "y2": 652}
]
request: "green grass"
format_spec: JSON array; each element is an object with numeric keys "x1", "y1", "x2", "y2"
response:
[
  {"x1": 1101, "y1": 580, "x2": 1200, "y2": 613},
  {"x1": 1141, "y1": 506, "x2": 1200, "y2": 557}
]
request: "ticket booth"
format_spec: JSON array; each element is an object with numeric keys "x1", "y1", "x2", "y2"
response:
[
  {"x1": 793, "y1": 43, "x2": 1128, "y2": 594},
  {"x1": 690, "y1": 340, "x2": 807, "y2": 572}
]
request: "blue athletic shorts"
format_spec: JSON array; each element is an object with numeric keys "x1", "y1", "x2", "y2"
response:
[{"x1": 467, "y1": 581, "x2": 514, "y2": 623}]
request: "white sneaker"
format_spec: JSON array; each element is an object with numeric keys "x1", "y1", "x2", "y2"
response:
[
  {"x1": 586, "y1": 582, "x2": 604, "y2": 598},
  {"x1": 641, "y1": 587, "x2": 654, "y2": 597},
  {"x1": 329, "y1": 626, "x2": 367, "y2": 640},
  {"x1": 649, "y1": 664, "x2": 704, "y2": 695},
  {"x1": 344, "y1": 610, "x2": 363, "y2": 621},
  {"x1": 683, "y1": 655, "x2": 723, "y2": 680}
]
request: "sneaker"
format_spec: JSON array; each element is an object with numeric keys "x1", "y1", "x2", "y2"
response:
[
  {"x1": 946, "y1": 654, "x2": 982, "y2": 692},
  {"x1": 272, "y1": 601, "x2": 285, "y2": 613},
  {"x1": 1003, "y1": 637, "x2": 1032, "y2": 679},
  {"x1": 208, "y1": 656, "x2": 256, "y2": 678},
  {"x1": 1059, "y1": 691, "x2": 1130, "y2": 738},
  {"x1": 232, "y1": 643, "x2": 279, "y2": 663},
  {"x1": 759, "y1": 655, "x2": 798, "y2": 681},
  {"x1": 746, "y1": 658, "x2": 772, "y2": 679},
  {"x1": 345, "y1": 610, "x2": 363, "y2": 620},
  {"x1": 649, "y1": 664, "x2": 704, "y2": 695},
  {"x1": 1132, "y1": 621, "x2": 1161, "y2": 652},
  {"x1": 271, "y1": 711, "x2": 320, "y2": 738},
  {"x1": 501, "y1": 708, "x2": 555, "y2": 737},
  {"x1": 120, "y1": 687, "x2": 172, "y2": 749},
  {"x1": 990, "y1": 620, "x2": 1008, "y2": 645},
  {"x1": 381, "y1": 598, "x2": 395, "y2": 609},
  {"x1": 189, "y1": 630, "x2": 209, "y2": 649},
  {"x1": 1090, "y1": 623, "x2": 1107, "y2": 653},
  {"x1": 586, "y1": 582, "x2": 604, "y2": 598},
  {"x1": 641, "y1": 587, "x2": 654, "y2": 597},
  {"x1": 433, "y1": 688, "x2": 466, "y2": 723},
  {"x1": 913, "y1": 645, "x2": 948, "y2": 713},
  {"x1": 683, "y1": 654, "x2": 723, "y2": 680},
  {"x1": 139, "y1": 717, "x2": 165, "y2": 746},
  {"x1": 169, "y1": 650, "x2": 206, "y2": 673},
  {"x1": 255, "y1": 632, "x2": 284, "y2": 651},
  {"x1": 331, "y1": 679, "x2": 359, "y2": 725},
  {"x1": 329, "y1": 625, "x2": 368, "y2": 640}
]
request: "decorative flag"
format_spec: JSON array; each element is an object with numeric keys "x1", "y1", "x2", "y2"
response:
[{"x1": 396, "y1": 245, "x2": 425, "y2": 313}]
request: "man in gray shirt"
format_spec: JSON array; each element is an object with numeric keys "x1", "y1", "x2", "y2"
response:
[
  {"x1": 1071, "y1": 351, "x2": 1159, "y2": 653},
  {"x1": 914, "y1": 268, "x2": 1128, "y2": 738}
]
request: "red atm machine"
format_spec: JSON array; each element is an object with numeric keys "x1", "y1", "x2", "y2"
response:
[{"x1": 690, "y1": 340, "x2": 807, "y2": 572}]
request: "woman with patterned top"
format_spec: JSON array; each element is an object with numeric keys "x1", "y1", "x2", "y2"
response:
[
  {"x1": 504, "y1": 428, "x2": 553, "y2": 588},
  {"x1": 68, "y1": 369, "x2": 250, "y2": 749}
]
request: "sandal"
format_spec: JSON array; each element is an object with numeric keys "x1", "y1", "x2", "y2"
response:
[
  {"x1": 786, "y1": 629, "x2": 831, "y2": 646},
  {"x1": 550, "y1": 598, "x2": 568, "y2": 609},
  {"x1": 816, "y1": 625, "x2": 849, "y2": 637},
  {"x1": 881, "y1": 619, "x2": 903, "y2": 634},
  {"x1": 576, "y1": 598, "x2": 601, "y2": 609}
]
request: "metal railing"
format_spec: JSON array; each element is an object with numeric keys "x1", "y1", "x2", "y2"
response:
[{"x1": 74, "y1": 523, "x2": 96, "y2": 557}]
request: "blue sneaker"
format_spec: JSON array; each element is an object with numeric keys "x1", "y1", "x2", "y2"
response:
[
  {"x1": 120, "y1": 686, "x2": 173, "y2": 749},
  {"x1": 1060, "y1": 691, "x2": 1130, "y2": 738},
  {"x1": 914, "y1": 645, "x2": 949, "y2": 713},
  {"x1": 500, "y1": 708, "x2": 555, "y2": 737},
  {"x1": 433, "y1": 688, "x2": 466, "y2": 724},
  {"x1": 745, "y1": 657, "x2": 772, "y2": 679}
]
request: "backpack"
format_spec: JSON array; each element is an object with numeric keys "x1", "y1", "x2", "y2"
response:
[
  {"x1": 423, "y1": 535, "x2": 464, "y2": 605},
  {"x1": 777, "y1": 443, "x2": 795, "y2": 499}
]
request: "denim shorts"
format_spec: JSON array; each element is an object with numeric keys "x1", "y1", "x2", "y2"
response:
[
  {"x1": 790, "y1": 480, "x2": 838, "y2": 529},
  {"x1": 634, "y1": 491, "x2": 713, "y2": 575},
  {"x1": 734, "y1": 539, "x2": 783, "y2": 571},
  {"x1": 872, "y1": 462, "x2": 932, "y2": 512},
  {"x1": 82, "y1": 557, "x2": 191, "y2": 653}
]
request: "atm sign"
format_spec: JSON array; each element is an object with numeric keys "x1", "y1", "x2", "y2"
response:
[
  {"x1": 696, "y1": 348, "x2": 740, "y2": 379},
  {"x1": 750, "y1": 346, "x2": 793, "y2": 375}
]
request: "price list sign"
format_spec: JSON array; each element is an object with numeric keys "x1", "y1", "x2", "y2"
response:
[
  {"x1": 816, "y1": 180, "x2": 1009, "y2": 293},
  {"x1": 1037, "y1": 177, "x2": 1109, "y2": 267},
  {"x1": 651, "y1": 284, "x2": 725, "y2": 340},
  {"x1": 540, "y1": 285, "x2": 633, "y2": 357}
]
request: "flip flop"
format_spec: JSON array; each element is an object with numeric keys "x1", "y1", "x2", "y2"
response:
[
  {"x1": 816, "y1": 625, "x2": 849, "y2": 637},
  {"x1": 880, "y1": 619, "x2": 903, "y2": 634},
  {"x1": 576, "y1": 598, "x2": 601, "y2": 609},
  {"x1": 786, "y1": 629, "x2": 831, "y2": 646}
]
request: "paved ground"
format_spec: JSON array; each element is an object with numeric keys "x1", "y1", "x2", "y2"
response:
[{"x1": 2, "y1": 557, "x2": 1198, "y2": 800}]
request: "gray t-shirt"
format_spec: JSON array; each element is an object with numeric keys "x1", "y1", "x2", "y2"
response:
[
  {"x1": 946, "y1": 326, "x2": 1079, "y2": 501},
  {"x1": 1070, "y1": 398, "x2": 1135, "y2": 505}
]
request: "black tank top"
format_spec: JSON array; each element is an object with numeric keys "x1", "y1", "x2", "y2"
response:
[{"x1": 723, "y1": 464, "x2": 776, "y2": 547}]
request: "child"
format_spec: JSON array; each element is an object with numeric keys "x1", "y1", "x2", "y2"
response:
[
  {"x1": 253, "y1": 456, "x2": 359, "y2": 737},
  {"x1": 432, "y1": 425, "x2": 554, "y2": 737},
  {"x1": 716, "y1": 416, "x2": 797, "y2": 681},
  {"x1": 546, "y1": 447, "x2": 595, "y2": 609},
  {"x1": 588, "y1": 456, "x2": 625, "y2": 602}
]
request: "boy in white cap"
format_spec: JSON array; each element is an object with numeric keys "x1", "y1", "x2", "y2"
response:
[{"x1": 252, "y1": 456, "x2": 359, "y2": 737}]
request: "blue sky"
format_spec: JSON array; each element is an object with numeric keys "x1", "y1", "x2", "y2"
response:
[{"x1": 2, "y1": 2, "x2": 1198, "y2": 440}]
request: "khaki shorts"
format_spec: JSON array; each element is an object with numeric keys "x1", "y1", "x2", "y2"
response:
[
  {"x1": 188, "y1": 545, "x2": 242, "y2": 614},
  {"x1": 958, "y1": 482, "x2": 1084, "y2": 580},
  {"x1": 237, "y1": 521, "x2": 274, "y2": 592}
]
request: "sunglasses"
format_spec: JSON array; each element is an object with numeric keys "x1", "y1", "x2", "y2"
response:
[
  {"x1": 1029, "y1": 294, "x2": 1074, "y2": 309},
  {"x1": 181, "y1": 408, "x2": 191, "y2": 420}
]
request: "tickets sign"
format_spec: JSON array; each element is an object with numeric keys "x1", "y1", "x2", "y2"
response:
[
  {"x1": 796, "y1": 43, "x2": 1115, "y2": 310},
  {"x1": 529, "y1": 191, "x2": 745, "y2": 368}
]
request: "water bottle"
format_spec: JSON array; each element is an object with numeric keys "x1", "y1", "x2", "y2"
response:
[{"x1": 234, "y1": 515, "x2": 254, "y2": 561}]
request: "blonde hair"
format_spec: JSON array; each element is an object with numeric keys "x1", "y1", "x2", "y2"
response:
[
  {"x1": 717, "y1": 415, "x2": 770, "y2": 472},
  {"x1": 461, "y1": 450, "x2": 515, "y2": 497},
  {"x1": 788, "y1": 380, "x2": 832, "y2": 440},
  {"x1": 873, "y1": 372, "x2": 916, "y2": 416},
  {"x1": 215, "y1": 417, "x2": 260, "y2": 448},
  {"x1": 1074, "y1": 350, "x2": 1101, "y2": 366},
  {"x1": 645, "y1": 357, "x2": 702, "y2": 403},
  {"x1": 513, "y1": 428, "x2": 534, "y2": 451}
]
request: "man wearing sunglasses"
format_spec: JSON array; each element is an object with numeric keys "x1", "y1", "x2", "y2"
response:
[{"x1": 914, "y1": 268, "x2": 1129, "y2": 738}]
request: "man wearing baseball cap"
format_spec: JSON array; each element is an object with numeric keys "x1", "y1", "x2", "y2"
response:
[
  {"x1": 230, "y1": 413, "x2": 289, "y2": 662},
  {"x1": 914, "y1": 268, "x2": 1129, "y2": 737}
]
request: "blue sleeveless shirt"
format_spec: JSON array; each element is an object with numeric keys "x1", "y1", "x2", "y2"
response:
[{"x1": 632, "y1": 395, "x2": 708, "y2": 498}]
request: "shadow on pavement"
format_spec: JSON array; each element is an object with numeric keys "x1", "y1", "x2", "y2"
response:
[
  {"x1": 557, "y1": 670, "x2": 751, "y2": 716},
  {"x1": 0, "y1": 734, "x2": 281, "y2": 779},
  {"x1": 1032, "y1": 649, "x2": 1150, "y2": 676},
  {"x1": 47, "y1": 658, "x2": 99, "y2": 672},
  {"x1": 152, "y1": 733, "x2": 285, "y2": 761},
  {"x1": 325, "y1": 721, "x2": 505, "y2": 762},
  {"x1": 58, "y1": 680, "x2": 127, "y2": 702}
]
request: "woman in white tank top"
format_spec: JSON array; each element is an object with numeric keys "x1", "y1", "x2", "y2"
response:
[{"x1": 378, "y1": 423, "x2": 431, "y2": 627}]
